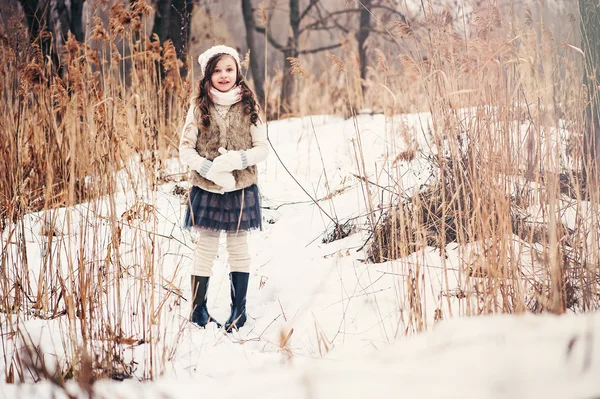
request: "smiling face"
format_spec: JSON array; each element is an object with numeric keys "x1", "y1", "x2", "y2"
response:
[{"x1": 210, "y1": 55, "x2": 238, "y2": 92}]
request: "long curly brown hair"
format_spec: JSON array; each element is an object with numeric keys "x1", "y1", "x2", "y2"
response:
[{"x1": 194, "y1": 53, "x2": 260, "y2": 130}]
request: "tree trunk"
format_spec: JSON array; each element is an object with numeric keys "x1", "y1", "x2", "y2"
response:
[
  {"x1": 281, "y1": 0, "x2": 300, "y2": 113},
  {"x1": 70, "y1": 0, "x2": 85, "y2": 42},
  {"x1": 580, "y1": 0, "x2": 600, "y2": 181},
  {"x1": 152, "y1": 0, "x2": 172, "y2": 44},
  {"x1": 19, "y1": 0, "x2": 59, "y2": 67},
  {"x1": 55, "y1": 0, "x2": 70, "y2": 42},
  {"x1": 167, "y1": 0, "x2": 193, "y2": 77},
  {"x1": 241, "y1": 0, "x2": 265, "y2": 107},
  {"x1": 19, "y1": 0, "x2": 85, "y2": 74},
  {"x1": 152, "y1": 0, "x2": 192, "y2": 77},
  {"x1": 53, "y1": 0, "x2": 85, "y2": 45},
  {"x1": 357, "y1": 0, "x2": 371, "y2": 95}
]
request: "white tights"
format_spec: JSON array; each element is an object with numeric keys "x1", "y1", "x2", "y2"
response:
[{"x1": 192, "y1": 229, "x2": 250, "y2": 276}]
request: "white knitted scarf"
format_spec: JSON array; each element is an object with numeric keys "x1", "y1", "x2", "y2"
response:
[{"x1": 210, "y1": 86, "x2": 242, "y2": 106}]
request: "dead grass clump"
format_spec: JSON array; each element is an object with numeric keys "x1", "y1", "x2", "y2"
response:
[
  {"x1": 171, "y1": 184, "x2": 188, "y2": 198},
  {"x1": 322, "y1": 219, "x2": 354, "y2": 244},
  {"x1": 366, "y1": 186, "x2": 467, "y2": 263},
  {"x1": 525, "y1": 255, "x2": 584, "y2": 314},
  {"x1": 366, "y1": 203, "x2": 416, "y2": 263},
  {"x1": 366, "y1": 154, "x2": 476, "y2": 263},
  {"x1": 559, "y1": 171, "x2": 588, "y2": 200}
]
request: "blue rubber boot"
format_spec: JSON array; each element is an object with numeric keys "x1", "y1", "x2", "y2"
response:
[
  {"x1": 191, "y1": 276, "x2": 221, "y2": 328},
  {"x1": 224, "y1": 272, "x2": 249, "y2": 332}
]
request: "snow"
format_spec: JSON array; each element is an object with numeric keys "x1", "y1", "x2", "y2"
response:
[
  {"x1": 1, "y1": 113, "x2": 599, "y2": 398},
  {"x1": 2, "y1": 312, "x2": 600, "y2": 398}
]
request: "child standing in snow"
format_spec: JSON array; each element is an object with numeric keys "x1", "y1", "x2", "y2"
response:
[{"x1": 179, "y1": 45, "x2": 268, "y2": 331}]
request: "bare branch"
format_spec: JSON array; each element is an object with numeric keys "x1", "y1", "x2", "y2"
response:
[
  {"x1": 299, "y1": 0, "x2": 319, "y2": 22},
  {"x1": 371, "y1": 4, "x2": 407, "y2": 23},
  {"x1": 302, "y1": 4, "x2": 407, "y2": 32},
  {"x1": 299, "y1": 42, "x2": 342, "y2": 55},
  {"x1": 300, "y1": 3, "x2": 351, "y2": 35},
  {"x1": 254, "y1": 25, "x2": 287, "y2": 52},
  {"x1": 303, "y1": 24, "x2": 349, "y2": 33},
  {"x1": 316, "y1": 5, "x2": 406, "y2": 21},
  {"x1": 318, "y1": 8, "x2": 362, "y2": 18},
  {"x1": 317, "y1": 3, "x2": 351, "y2": 35}
]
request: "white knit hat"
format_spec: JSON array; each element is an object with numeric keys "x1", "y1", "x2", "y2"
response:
[{"x1": 197, "y1": 45, "x2": 241, "y2": 78}]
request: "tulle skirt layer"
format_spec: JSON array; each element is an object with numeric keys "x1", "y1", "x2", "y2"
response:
[{"x1": 183, "y1": 185, "x2": 262, "y2": 232}]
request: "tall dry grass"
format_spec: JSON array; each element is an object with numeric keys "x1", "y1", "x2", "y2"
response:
[
  {"x1": 256, "y1": 0, "x2": 599, "y2": 336},
  {"x1": 353, "y1": 3, "x2": 600, "y2": 331},
  {"x1": 0, "y1": 0, "x2": 190, "y2": 383}
]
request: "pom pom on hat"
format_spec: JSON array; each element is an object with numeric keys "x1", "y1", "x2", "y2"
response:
[{"x1": 197, "y1": 45, "x2": 241, "y2": 78}]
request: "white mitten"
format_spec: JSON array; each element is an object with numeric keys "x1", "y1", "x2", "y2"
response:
[
  {"x1": 212, "y1": 147, "x2": 247, "y2": 172},
  {"x1": 197, "y1": 159, "x2": 213, "y2": 178},
  {"x1": 205, "y1": 167, "x2": 236, "y2": 191}
]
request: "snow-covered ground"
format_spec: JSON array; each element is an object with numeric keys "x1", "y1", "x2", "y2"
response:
[{"x1": 1, "y1": 113, "x2": 599, "y2": 398}]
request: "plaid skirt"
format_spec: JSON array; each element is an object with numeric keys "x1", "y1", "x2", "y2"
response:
[{"x1": 183, "y1": 184, "x2": 262, "y2": 232}]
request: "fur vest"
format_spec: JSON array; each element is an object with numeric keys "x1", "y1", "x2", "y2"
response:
[{"x1": 189, "y1": 102, "x2": 258, "y2": 192}]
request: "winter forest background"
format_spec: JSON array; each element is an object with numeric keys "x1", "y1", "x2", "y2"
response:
[{"x1": 1, "y1": 0, "x2": 600, "y2": 397}]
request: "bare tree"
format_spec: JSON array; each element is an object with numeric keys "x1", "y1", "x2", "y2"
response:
[
  {"x1": 580, "y1": 0, "x2": 600, "y2": 180},
  {"x1": 316, "y1": 1, "x2": 406, "y2": 93},
  {"x1": 254, "y1": 0, "x2": 342, "y2": 113},
  {"x1": 247, "y1": 0, "x2": 406, "y2": 113},
  {"x1": 357, "y1": 0, "x2": 371, "y2": 90},
  {"x1": 241, "y1": 0, "x2": 265, "y2": 106}
]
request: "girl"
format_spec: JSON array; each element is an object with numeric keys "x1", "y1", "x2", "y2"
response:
[{"x1": 179, "y1": 45, "x2": 268, "y2": 332}]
